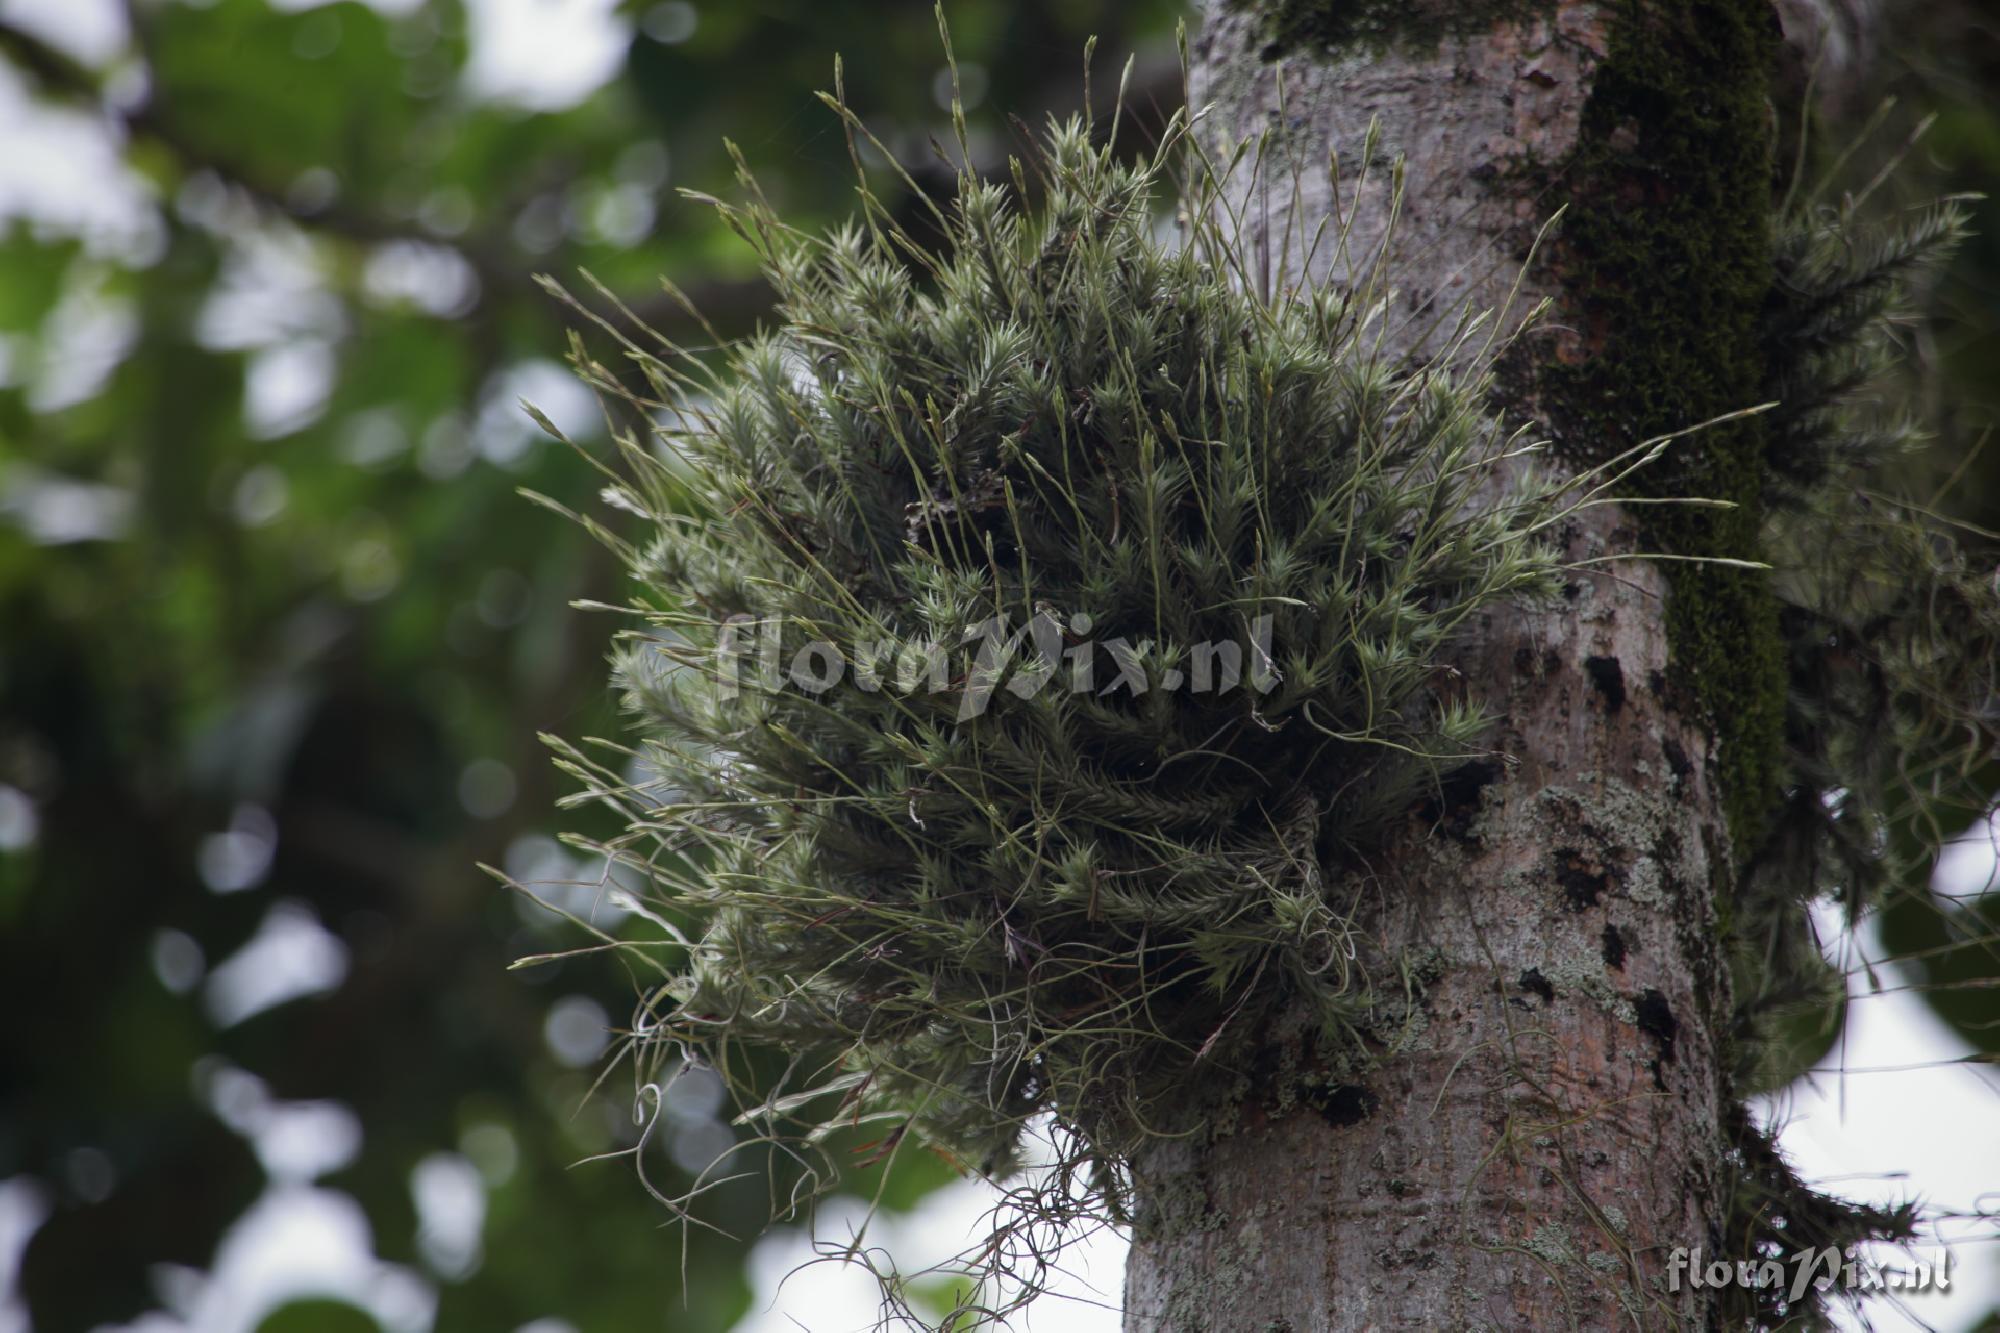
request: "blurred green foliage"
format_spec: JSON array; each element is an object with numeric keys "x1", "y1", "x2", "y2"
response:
[
  {"x1": 1817, "y1": 5, "x2": 2000, "y2": 1072},
  {"x1": 0, "y1": 1, "x2": 1180, "y2": 1328}
]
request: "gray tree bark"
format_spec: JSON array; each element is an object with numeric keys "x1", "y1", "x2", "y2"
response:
[{"x1": 1122, "y1": 3, "x2": 1779, "y2": 1327}]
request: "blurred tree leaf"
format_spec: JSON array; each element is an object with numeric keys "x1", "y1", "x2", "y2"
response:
[
  {"x1": 255, "y1": 1299, "x2": 386, "y2": 1333},
  {"x1": 0, "y1": 230, "x2": 74, "y2": 333}
]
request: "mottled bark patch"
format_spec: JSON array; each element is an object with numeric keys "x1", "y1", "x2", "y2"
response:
[
  {"x1": 1554, "y1": 845, "x2": 1613, "y2": 910},
  {"x1": 1583, "y1": 653, "x2": 1626, "y2": 711},
  {"x1": 1634, "y1": 985, "x2": 1681, "y2": 1090},
  {"x1": 1518, "y1": 966, "x2": 1557, "y2": 1004},
  {"x1": 1662, "y1": 735, "x2": 1693, "y2": 784},
  {"x1": 1306, "y1": 1082, "x2": 1379, "y2": 1126},
  {"x1": 1601, "y1": 921, "x2": 1628, "y2": 969}
]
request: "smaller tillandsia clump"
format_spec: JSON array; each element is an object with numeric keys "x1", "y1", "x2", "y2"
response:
[
  {"x1": 531, "y1": 66, "x2": 1658, "y2": 1317},
  {"x1": 1730, "y1": 190, "x2": 1995, "y2": 1095},
  {"x1": 1714, "y1": 180, "x2": 2000, "y2": 1328}
]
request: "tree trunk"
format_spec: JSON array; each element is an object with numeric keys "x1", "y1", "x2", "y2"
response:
[{"x1": 1123, "y1": 3, "x2": 1784, "y2": 1326}]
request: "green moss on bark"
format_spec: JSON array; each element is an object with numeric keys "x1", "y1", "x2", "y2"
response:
[
  {"x1": 1238, "y1": 0, "x2": 1545, "y2": 60},
  {"x1": 1537, "y1": 0, "x2": 1785, "y2": 854}
]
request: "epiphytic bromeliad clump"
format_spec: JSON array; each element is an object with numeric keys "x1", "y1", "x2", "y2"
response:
[{"x1": 540, "y1": 102, "x2": 1631, "y2": 1302}]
